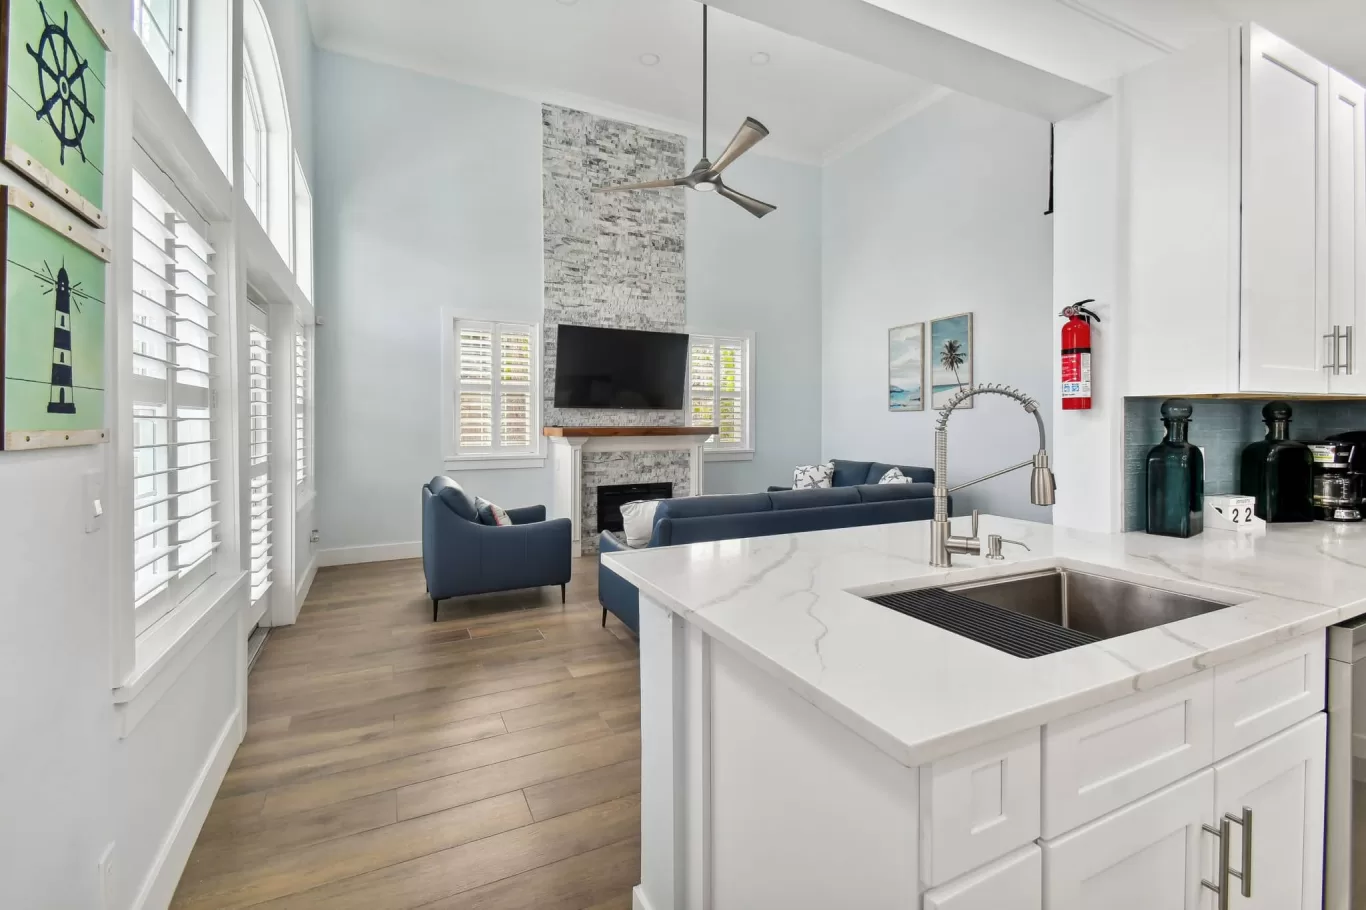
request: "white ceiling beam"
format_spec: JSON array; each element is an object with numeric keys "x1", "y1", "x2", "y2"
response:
[{"x1": 694, "y1": 0, "x2": 1109, "y2": 120}]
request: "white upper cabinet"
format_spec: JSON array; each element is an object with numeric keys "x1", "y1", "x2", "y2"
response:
[
  {"x1": 1328, "y1": 70, "x2": 1366, "y2": 393},
  {"x1": 1240, "y1": 26, "x2": 1332, "y2": 394},
  {"x1": 1124, "y1": 24, "x2": 1365, "y2": 397}
]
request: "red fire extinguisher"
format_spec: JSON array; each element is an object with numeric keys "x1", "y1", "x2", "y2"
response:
[{"x1": 1060, "y1": 300, "x2": 1100, "y2": 411}]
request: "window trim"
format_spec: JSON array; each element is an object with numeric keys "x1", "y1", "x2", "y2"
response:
[
  {"x1": 293, "y1": 154, "x2": 313, "y2": 300},
  {"x1": 687, "y1": 329, "x2": 756, "y2": 462},
  {"x1": 241, "y1": 51, "x2": 267, "y2": 222},
  {"x1": 441, "y1": 309, "x2": 545, "y2": 469}
]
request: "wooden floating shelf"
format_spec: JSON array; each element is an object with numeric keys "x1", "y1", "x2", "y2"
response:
[{"x1": 543, "y1": 426, "x2": 720, "y2": 438}]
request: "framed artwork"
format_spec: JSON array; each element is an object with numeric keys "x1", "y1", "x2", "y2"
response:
[
  {"x1": 1, "y1": 0, "x2": 108, "y2": 227},
  {"x1": 2, "y1": 184, "x2": 109, "y2": 450},
  {"x1": 888, "y1": 322, "x2": 923, "y2": 412},
  {"x1": 930, "y1": 312, "x2": 973, "y2": 410}
]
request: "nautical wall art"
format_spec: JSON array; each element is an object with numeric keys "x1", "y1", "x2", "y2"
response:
[
  {"x1": 888, "y1": 322, "x2": 924, "y2": 412},
  {"x1": 930, "y1": 312, "x2": 974, "y2": 410},
  {"x1": 1, "y1": 0, "x2": 108, "y2": 226},
  {"x1": 2, "y1": 185, "x2": 109, "y2": 450}
]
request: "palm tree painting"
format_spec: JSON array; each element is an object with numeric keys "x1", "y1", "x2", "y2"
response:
[{"x1": 930, "y1": 313, "x2": 973, "y2": 409}]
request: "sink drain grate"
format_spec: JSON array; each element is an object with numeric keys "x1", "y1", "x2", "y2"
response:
[{"x1": 865, "y1": 587, "x2": 1100, "y2": 659}]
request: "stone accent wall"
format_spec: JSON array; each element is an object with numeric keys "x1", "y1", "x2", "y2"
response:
[
  {"x1": 580, "y1": 450, "x2": 691, "y2": 554},
  {"x1": 541, "y1": 103, "x2": 688, "y2": 429}
]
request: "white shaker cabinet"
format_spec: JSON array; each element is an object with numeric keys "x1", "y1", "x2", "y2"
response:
[
  {"x1": 1125, "y1": 24, "x2": 1365, "y2": 397},
  {"x1": 1328, "y1": 70, "x2": 1366, "y2": 393},
  {"x1": 1240, "y1": 27, "x2": 1332, "y2": 394},
  {"x1": 923, "y1": 845, "x2": 1041, "y2": 910},
  {"x1": 1211, "y1": 714, "x2": 1326, "y2": 910},
  {"x1": 1041, "y1": 770, "x2": 1213, "y2": 910}
]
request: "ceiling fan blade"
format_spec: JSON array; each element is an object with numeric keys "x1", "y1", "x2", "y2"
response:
[
  {"x1": 709, "y1": 117, "x2": 770, "y2": 175},
  {"x1": 715, "y1": 183, "x2": 776, "y2": 218},
  {"x1": 594, "y1": 177, "x2": 688, "y2": 192}
]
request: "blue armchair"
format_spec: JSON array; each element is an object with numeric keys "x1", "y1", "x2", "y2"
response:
[{"x1": 421, "y1": 476, "x2": 572, "y2": 621}]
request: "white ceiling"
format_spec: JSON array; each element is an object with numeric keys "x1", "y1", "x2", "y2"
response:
[
  {"x1": 306, "y1": 0, "x2": 1366, "y2": 164},
  {"x1": 304, "y1": 0, "x2": 945, "y2": 164}
]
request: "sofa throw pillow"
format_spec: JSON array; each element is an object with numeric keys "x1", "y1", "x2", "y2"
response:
[
  {"x1": 879, "y1": 467, "x2": 915, "y2": 485},
  {"x1": 793, "y1": 462, "x2": 834, "y2": 490},
  {"x1": 619, "y1": 499, "x2": 663, "y2": 548},
  {"x1": 474, "y1": 496, "x2": 512, "y2": 526}
]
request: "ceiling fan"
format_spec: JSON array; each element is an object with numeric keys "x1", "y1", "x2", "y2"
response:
[{"x1": 594, "y1": 4, "x2": 776, "y2": 218}]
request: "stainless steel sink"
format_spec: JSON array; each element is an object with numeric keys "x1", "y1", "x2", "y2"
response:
[{"x1": 944, "y1": 568, "x2": 1238, "y2": 641}]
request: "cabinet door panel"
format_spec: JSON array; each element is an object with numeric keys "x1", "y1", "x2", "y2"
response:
[
  {"x1": 1328, "y1": 70, "x2": 1366, "y2": 393},
  {"x1": 1213, "y1": 714, "x2": 1326, "y2": 910},
  {"x1": 1241, "y1": 26, "x2": 1331, "y2": 393},
  {"x1": 1042, "y1": 770, "x2": 1213, "y2": 910},
  {"x1": 923, "y1": 844, "x2": 1040, "y2": 910}
]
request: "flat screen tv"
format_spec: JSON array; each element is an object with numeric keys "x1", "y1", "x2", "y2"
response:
[{"x1": 554, "y1": 324, "x2": 688, "y2": 410}]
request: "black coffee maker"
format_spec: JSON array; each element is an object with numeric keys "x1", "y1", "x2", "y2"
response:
[{"x1": 1309, "y1": 432, "x2": 1366, "y2": 522}]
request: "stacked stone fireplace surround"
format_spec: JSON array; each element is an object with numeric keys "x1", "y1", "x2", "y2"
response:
[{"x1": 542, "y1": 104, "x2": 695, "y2": 554}]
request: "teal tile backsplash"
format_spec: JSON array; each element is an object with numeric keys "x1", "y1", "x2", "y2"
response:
[{"x1": 1122, "y1": 398, "x2": 1366, "y2": 531}]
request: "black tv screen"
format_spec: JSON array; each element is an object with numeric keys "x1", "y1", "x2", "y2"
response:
[{"x1": 554, "y1": 324, "x2": 688, "y2": 410}]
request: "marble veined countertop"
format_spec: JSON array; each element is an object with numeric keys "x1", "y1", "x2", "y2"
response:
[{"x1": 601, "y1": 516, "x2": 1366, "y2": 766}]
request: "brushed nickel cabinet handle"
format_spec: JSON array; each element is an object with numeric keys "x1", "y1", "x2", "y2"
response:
[
  {"x1": 1202, "y1": 817, "x2": 1231, "y2": 910},
  {"x1": 1347, "y1": 326, "x2": 1355, "y2": 376},
  {"x1": 1225, "y1": 807, "x2": 1253, "y2": 898}
]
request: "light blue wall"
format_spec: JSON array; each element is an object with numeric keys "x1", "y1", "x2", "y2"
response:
[
  {"x1": 313, "y1": 51, "x2": 824, "y2": 551},
  {"x1": 821, "y1": 93, "x2": 1054, "y2": 521},
  {"x1": 686, "y1": 139, "x2": 823, "y2": 494}
]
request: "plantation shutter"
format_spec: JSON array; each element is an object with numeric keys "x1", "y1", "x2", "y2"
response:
[
  {"x1": 688, "y1": 333, "x2": 751, "y2": 452},
  {"x1": 248, "y1": 313, "x2": 273, "y2": 605},
  {"x1": 295, "y1": 326, "x2": 308, "y2": 485},
  {"x1": 132, "y1": 171, "x2": 220, "y2": 631},
  {"x1": 689, "y1": 339, "x2": 716, "y2": 429},
  {"x1": 717, "y1": 339, "x2": 745, "y2": 446},
  {"x1": 454, "y1": 319, "x2": 538, "y2": 455}
]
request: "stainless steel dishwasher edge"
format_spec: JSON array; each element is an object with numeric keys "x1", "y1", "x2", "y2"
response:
[{"x1": 1326, "y1": 616, "x2": 1366, "y2": 910}]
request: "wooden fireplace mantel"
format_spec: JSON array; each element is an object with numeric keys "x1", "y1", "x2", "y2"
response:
[{"x1": 543, "y1": 426, "x2": 719, "y2": 438}]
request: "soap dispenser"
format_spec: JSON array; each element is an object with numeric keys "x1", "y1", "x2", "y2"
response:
[
  {"x1": 1239, "y1": 401, "x2": 1313, "y2": 522},
  {"x1": 1146, "y1": 399, "x2": 1204, "y2": 538}
]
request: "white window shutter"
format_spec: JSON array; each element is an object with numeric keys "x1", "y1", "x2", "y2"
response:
[
  {"x1": 689, "y1": 337, "x2": 716, "y2": 430},
  {"x1": 132, "y1": 171, "x2": 220, "y2": 631},
  {"x1": 453, "y1": 319, "x2": 539, "y2": 456},
  {"x1": 248, "y1": 317, "x2": 273, "y2": 605},
  {"x1": 717, "y1": 339, "x2": 746, "y2": 447},
  {"x1": 295, "y1": 328, "x2": 308, "y2": 485}
]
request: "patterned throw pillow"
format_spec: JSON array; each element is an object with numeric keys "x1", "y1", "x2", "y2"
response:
[
  {"x1": 879, "y1": 467, "x2": 914, "y2": 484},
  {"x1": 474, "y1": 496, "x2": 512, "y2": 526},
  {"x1": 793, "y1": 462, "x2": 834, "y2": 490}
]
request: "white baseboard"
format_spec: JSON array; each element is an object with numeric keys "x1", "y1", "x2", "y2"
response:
[
  {"x1": 295, "y1": 554, "x2": 318, "y2": 608},
  {"x1": 317, "y1": 541, "x2": 422, "y2": 567},
  {"x1": 633, "y1": 885, "x2": 659, "y2": 910},
  {"x1": 132, "y1": 709, "x2": 242, "y2": 910}
]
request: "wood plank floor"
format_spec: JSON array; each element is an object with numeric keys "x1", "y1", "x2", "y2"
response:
[{"x1": 172, "y1": 557, "x2": 641, "y2": 910}]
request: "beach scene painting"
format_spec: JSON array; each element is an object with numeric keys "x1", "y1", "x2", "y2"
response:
[
  {"x1": 930, "y1": 312, "x2": 973, "y2": 409},
  {"x1": 888, "y1": 322, "x2": 923, "y2": 411}
]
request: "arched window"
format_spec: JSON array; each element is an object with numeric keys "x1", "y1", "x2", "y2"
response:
[{"x1": 242, "y1": 0, "x2": 292, "y2": 262}]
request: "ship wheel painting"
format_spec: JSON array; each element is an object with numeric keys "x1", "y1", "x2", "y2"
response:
[
  {"x1": 0, "y1": 0, "x2": 108, "y2": 225},
  {"x1": 0, "y1": 189, "x2": 108, "y2": 450}
]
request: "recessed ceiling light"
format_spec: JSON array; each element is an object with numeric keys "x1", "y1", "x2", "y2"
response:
[
  {"x1": 639, "y1": 53, "x2": 661, "y2": 66},
  {"x1": 750, "y1": 52, "x2": 771, "y2": 66}
]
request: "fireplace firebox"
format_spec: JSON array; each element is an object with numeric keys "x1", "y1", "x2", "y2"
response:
[{"x1": 597, "y1": 482, "x2": 673, "y2": 534}]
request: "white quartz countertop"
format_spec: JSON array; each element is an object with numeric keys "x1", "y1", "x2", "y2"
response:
[{"x1": 601, "y1": 516, "x2": 1366, "y2": 766}]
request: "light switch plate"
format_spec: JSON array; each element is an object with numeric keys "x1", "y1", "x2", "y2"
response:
[{"x1": 84, "y1": 470, "x2": 105, "y2": 534}]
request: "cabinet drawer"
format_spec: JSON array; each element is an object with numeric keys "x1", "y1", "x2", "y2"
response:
[
  {"x1": 923, "y1": 843, "x2": 1041, "y2": 910},
  {"x1": 1213, "y1": 633, "x2": 1325, "y2": 759},
  {"x1": 1043, "y1": 670, "x2": 1213, "y2": 838},
  {"x1": 920, "y1": 727, "x2": 1040, "y2": 887}
]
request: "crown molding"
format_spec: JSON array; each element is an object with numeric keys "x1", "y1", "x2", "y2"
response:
[{"x1": 1052, "y1": 0, "x2": 1176, "y2": 54}]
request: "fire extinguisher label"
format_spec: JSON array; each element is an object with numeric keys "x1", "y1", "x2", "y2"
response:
[{"x1": 1061, "y1": 352, "x2": 1091, "y2": 397}]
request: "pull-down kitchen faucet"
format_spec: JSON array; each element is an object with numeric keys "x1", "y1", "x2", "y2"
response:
[{"x1": 930, "y1": 384, "x2": 1056, "y2": 567}]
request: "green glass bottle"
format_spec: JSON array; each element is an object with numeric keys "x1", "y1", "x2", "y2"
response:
[
  {"x1": 1239, "y1": 401, "x2": 1314, "y2": 522},
  {"x1": 1146, "y1": 399, "x2": 1204, "y2": 538}
]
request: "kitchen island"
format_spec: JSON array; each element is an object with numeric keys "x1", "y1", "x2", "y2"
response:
[{"x1": 602, "y1": 515, "x2": 1366, "y2": 910}]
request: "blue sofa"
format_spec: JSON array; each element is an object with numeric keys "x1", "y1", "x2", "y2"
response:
[
  {"x1": 767, "y1": 458, "x2": 936, "y2": 491},
  {"x1": 598, "y1": 477, "x2": 942, "y2": 633},
  {"x1": 422, "y1": 476, "x2": 573, "y2": 621}
]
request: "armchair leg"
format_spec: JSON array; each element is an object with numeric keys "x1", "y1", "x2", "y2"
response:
[
  {"x1": 561, "y1": 584, "x2": 566, "y2": 605},
  {"x1": 432, "y1": 597, "x2": 439, "y2": 622},
  {"x1": 602, "y1": 606, "x2": 608, "y2": 628}
]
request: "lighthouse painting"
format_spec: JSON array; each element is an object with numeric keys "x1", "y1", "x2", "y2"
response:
[{"x1": 2, "y1": 186, "x2": 107, "y2": 449}]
